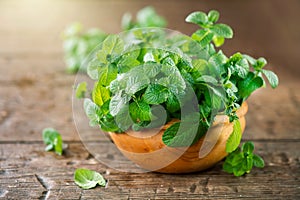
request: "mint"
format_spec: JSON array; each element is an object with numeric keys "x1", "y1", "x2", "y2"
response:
[
  {"x1": 74, "y1": 168, "x2": 106, "y2": 189},
  {"x1": 77, "y1": 9, "x2": 279, "y2": 177},
  {"x1": 143, "y1": 84, "x2": 169, "y2": 104},
  {"x1": 185, "y1": 11, "x2": 208, "y2": 26},
  {"x1": 75, "y1": 82, "x2": 87, "y2": 99},
  {"x1": 223, "y1": 142, "x2": 265, "y2": 176},
  {"x1": 262, "y1": 69, "x2": 279, "y2": 88},
  {"x1": 226, "y1": 120, "x2": 242, "y2": 153},
  {"x1": 42, "y1": 128, "x2": 63, "y2": 156}
]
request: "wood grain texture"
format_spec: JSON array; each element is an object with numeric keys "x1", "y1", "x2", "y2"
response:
[
  {"x1": 0, "y1": 0, "x2": 299, "y2": 199},
  {"x1": 0, "y1": 141, "x2": 299, "y2": 199}
]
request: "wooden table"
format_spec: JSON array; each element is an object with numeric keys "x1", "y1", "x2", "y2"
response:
[{"x1": 0, "y1": 0, "x2": 299, "y2": 199}]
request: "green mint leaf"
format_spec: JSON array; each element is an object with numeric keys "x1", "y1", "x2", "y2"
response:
[
  {"x1": 142, "y1": 63, "x2": 161, "y2": 78},
  {"x1": 74, "y1": 168, "x2": 106, "y2": 189},
  {"x1": 75, "y1": 82, "x2": 87, "y2": 99},
  {"x1": 117, "y1": 56, "x2": 140, "y2": 74},
  {"x1": 212, "y1": 36, "x2": 225, "y2": 47},
  {"x1": 129, "y1": 100, "x2": 151, "y2": 122},
  {"x1": 54, "y1": 135, "x2": 63, "y2": 156},
  {"x1": 208, "y1": 10, "x2": 219, "y2": 23},
  {"x1": 253, "y1": 154, "x2": 265, "y2": 168},
  {"x1": 84, "y1": 99, "x2": 103, "y2": 126},
  {"x1": 192, "y1": 30, "x2": 214, "y2": 48},
  {"x1": 109, "y1": 92, "x2": 130, "y2": 116},
  {"x1": 115, "y1": 106, "x2": 133, "y2": 131},
  {"x1": 42, "y1": 128, "x2": 63, "y2": 156},
  {"x1": 254, "y1": 57, "x2": 267, "y2": 70},
  {"x1": 121, "y1": 12, "x2": 133, "y2": 30},
  {"x1": 210, "y1": 24, "x2": 233, "y2": 38},
  {"x1": 243, "y1": 156, "x2": 254, "y2": 173},
  {"x1": 185, "y1": 11, "x2": 208, "y2": 26},
  {"x1": 162, "y1": 113, "x2": 200, "y2": 147},
  {"x1": 226, "y1": 119, "x2": 242, "y2": 153},
  {"x1": 237, "y1": 72, "x2": 264, "y2": 99},
  {"x1": 143, "y1": 84, "x2": 169, "y2": 104},
  {"x1": 125, "y1": 72, "x2": 150, "y2": 95},
  {"x1": 92, "y1": 82, "x2": 110, "y2": 106},
  {"x1": 166, "y1": 92, "x2": 180, "y2": 113},
  {"x1": 241, "y1": 141, "x2": 254, "y2": 154},
  {"x1": 99, "y1": 115, "x2": 120, "y2": 132},
  {"x1": 262, "y1": 69, "x2": 279, "y2": 88},
  {"x1": 136, "y1": 6, "x2": 167, "y2": 28},
  {"x1": 99, "y1": 63, "x2": 118, "y2": 87},
  {"x1": 87, "y1": 59, "x2": 103, "y2": 80},
  {"x1": 196, "y1": 75, "x2": 218, "y2": 85},
  {"x1": 101, "y1": 34, "x2": 124, "y2": 57},
  {"x1": 243, "y1": 54, "x2": 257, "y2": 65}
]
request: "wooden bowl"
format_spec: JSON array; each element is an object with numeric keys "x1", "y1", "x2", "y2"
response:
[{"x1": 109, "y1": 102, "x2": 248, "y2": 173}]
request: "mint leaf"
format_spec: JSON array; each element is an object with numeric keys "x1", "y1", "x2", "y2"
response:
[
  {"x1": 129, "y1": 100, "x2": 151, "y2": 122},
  {"x1": 185, "y1": 11, "x2": 208, "y2": 26},
  {"x1": 143, "y1": 63, "x2": 161, "y2": 78},
  {"x1": 192, "y1": 30, "x2": 214, "y2": 48},
  {"x1": 136, "y1": 6, "x2": 167, "y2": 28},
  {"x1": 166, "y1": 92, "x2": 180, "y2": 113},
  {"x1": 109, "y1": 92, "x2": 130, "y2": 116},
  {"x1": 42, "y1": 128, "x2": 63, "y2": 156},
  {"x1": 237, "y1": 72, "x2": 264, "y2": 99},
  {"x1": 84, "y1": 98, "x2": 103, "y2": 126},
  {"x1": 208, "y1": 10, "x2": 219, "y2": 23},
  {"x1": 262, "y1": 69, "x2": 279, "y2": 88},
  {"x1": 162, "y1": 113, "x2": 200, "y2": 147},
  {"x1": 87, "y1": 59, "x2": 103, "y2": 80},
  {"x1": 99, "y1": 63, "x2": 118, "y2": 87},
  {"x1": 242, "y1": 141, "x2": 254, "y2": 154},
  {"x1": 210, "y1": 24, "x2": 233, "y2": 38},
  {"x1": 253, "y1": 57, "x2": 267, "y2": 70},
  {"x1": 226, "y1": 119, "x2": 242, "y2": 153},
  {"x1": 143, "y1": 84, "x2": 169, "y2": 104},
  {"x1": 75, "y1": 82, "x2": 87, "y2": 99},
  {"x1": 92, "y1": 82, "x2": 110, "y2": 106},
  {"x1": 74, "y1": 168, "x2": 106, "y2": 189},
  {"x1": 115, "y1": 106, "x2": 133, "y2": 131},
  {"x1": 101, "y1": 34, "x2": 124, "y2": 57},
  {"x1": 253, "y1": 154, "x2": 265, "y2": 168},
  {"x1": 212, "y1": 36, "x2": 225, "y2": 47}
]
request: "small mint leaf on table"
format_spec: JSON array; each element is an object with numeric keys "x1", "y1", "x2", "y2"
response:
[
  {"x1": 42, "y1": 128, "x2": 64, "y2": 156},
  {"x1": 74, "y1": 168, "x2": 106, "y2": 189},
  {"x1": 223, "y1": 142, "x2": 265, "y2": 176},
  {"x1": 253, "y1": 154, "x2": 265, "y2": 168}
]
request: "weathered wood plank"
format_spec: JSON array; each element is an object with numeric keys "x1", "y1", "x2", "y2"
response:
[{"x1": 0, "y1": 141, "x2": 299, "y2": 199}]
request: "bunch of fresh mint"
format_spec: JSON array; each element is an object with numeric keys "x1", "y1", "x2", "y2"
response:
[
  {"x1": 62, "y1": 7, "x2": 166, "y2": 73},
  {"x1": 77, "y1": 10, "x2": 278, "y2": 176}
]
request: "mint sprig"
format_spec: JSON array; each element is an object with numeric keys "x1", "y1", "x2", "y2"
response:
[
  {"x1": 42, "y1": 128, "x2": 63, "y2": 156},
  {"x1": 223, "y1": 142, "x2": 265, "y2": 176}
]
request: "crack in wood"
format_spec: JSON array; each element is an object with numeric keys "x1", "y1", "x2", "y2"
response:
[
  {"x1": 0, "y1": 189, "x2": 8, "y2": 198},
  {"x1": 35, "y1": 174, "x2": 50, "y2": 200}
]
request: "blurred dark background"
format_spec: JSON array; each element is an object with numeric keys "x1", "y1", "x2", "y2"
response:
[{"x1": 0, "y1": 0, "x2": 299, "y2": 76}]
